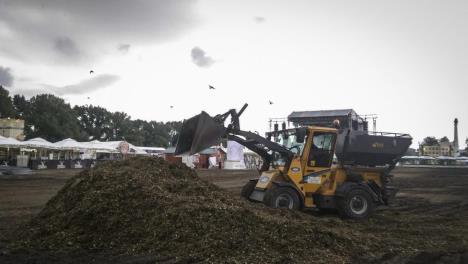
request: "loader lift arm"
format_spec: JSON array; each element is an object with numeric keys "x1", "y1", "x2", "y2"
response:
[
  {"x1": 227, "y1": 131, "x2": 294, "y2": 172},
  {"x1": 215, "y1": 104, "x2": 294, "y2": 171},
  {"x1": 175, "y1": 103, "x2": 294, "y2": 171}
]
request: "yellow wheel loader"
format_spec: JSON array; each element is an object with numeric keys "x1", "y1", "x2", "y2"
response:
[{"x1": 175, "y1": 104, "x2": 412, "y2": 219}]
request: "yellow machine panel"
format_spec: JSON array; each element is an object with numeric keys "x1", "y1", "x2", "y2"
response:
[{"x1": 255, "y1": 170, "x2": 280, "y2": 189}]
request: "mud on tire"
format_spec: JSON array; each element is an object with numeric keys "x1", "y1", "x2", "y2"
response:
[
  {"x1": 264, "y1": 186, "x2": 301, "y2": 210},
  {"x1": 240, "y1": 180, "x2": 258, "y2": 201},
  {"x1": 337, "y1": 187, "x2": 375, "y2": 219}
]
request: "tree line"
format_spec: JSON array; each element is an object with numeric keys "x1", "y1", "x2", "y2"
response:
[
  {"x1": 421, "y1": 136, "x2": 450, "y2": 146},
  {"x1": 0, "y1": 85, "x2": 181, "y2": 147}
]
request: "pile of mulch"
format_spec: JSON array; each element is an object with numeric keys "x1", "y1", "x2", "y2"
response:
[
  {"x1": 11, "y1": 157, "x2": 468, "y2": 263},
  {"x1": 13, "y1": 157, "x2": 358, "y2": 263}
]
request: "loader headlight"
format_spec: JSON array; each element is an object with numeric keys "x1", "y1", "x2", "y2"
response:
[{"x1": 259, "y1": 175, "x2": 270, "y2": 183}]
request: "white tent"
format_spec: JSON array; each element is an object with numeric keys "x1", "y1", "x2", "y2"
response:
[
  {"x1": 96, "y1": 141, "x2": 147, "y2": 155},
  {"x1": 130, "y1": 146, "x2": 147, "y2": 155},
  {"x1": 3, "y1": 137, "x2": 147, "y2": 155},
  {"x1": 54, "y1": 138, "x2": 87, "y2": 150},
  {"x1": 80, "y1": 140, "x2": 147, "y2": 155},
  {"x1": 83, "y1": 140, "x2": 120, "y2": 153},
  {"x1": 137, "y1": 146, "x2": 165, "y2": 155},
  {"x1": 436, "y1": 156, "x2": 457, "y2": 160},
  {"x1": 23, "y1": 137, "x2": 59, "y2": 150},
  {"x1": 0, "y1": 136, "x2": 24, "y2": 148}
]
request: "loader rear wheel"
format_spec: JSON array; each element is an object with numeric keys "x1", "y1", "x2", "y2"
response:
[
  {"x1": 265, "y1": 186, "x2": 300, "y2": 210},
  {"x1": 241, "y1": 180, "x2": 258, "y2": 201},
  {"x1": 337, "y1": 188, "x2": 375, "y2": 219}
]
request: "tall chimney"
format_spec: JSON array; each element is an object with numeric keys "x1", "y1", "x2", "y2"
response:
[{"x1": 454, "y1": 118, "x2": 459, "y2": 156}]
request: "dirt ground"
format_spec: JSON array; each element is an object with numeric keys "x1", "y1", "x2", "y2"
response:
[{"x1": 0, "y1": 167, "x2": 468, "y2": 263}]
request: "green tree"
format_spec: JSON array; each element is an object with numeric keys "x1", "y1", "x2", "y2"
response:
[
  {"x1": 74, "y1": 105, "x2": 113, "y2": 141},
  {"x1": 73, "y1": 105, "x2": 181, "y2": 146},
  {"x1": 123, "y1": 120, "x2": 182, "y2": 147},
  {"x1": 439, "y1": 136, "x2": 450, "y2": 143},
  {"x1": 124, "y1": 119, "x2": 146, "y2": 146},
  {"x1": 108, "y1": 111, "x2": 132, "y2": 141},
  {"x1": 13, "y1": 94, "x2": 29, "y2": 119},
  {"x1": 422, "y1": 136, "x2": 439, "y2": 146},
  {"x1": 25, "y1": 94, "x2": 81, "y2": 141},
  {"x1": 1, "y1": 90, "x2": 182, "y2": 145},
  {"x1": 142, "y1": 121, "x2": 181, "y2": 147},
  {"x1": 0, "y1": 85, "x2": 16, "y2": 118}
]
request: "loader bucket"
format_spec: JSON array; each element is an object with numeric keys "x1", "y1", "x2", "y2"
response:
[{"x1": 174, "y1": 111, "x2": 226, "y2": 155}]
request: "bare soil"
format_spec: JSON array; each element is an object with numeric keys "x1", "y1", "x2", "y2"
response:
[{"x1": 0, "y1": 166, "x2": 467, "y2": 263}]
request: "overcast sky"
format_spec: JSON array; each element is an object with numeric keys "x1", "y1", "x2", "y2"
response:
[{"x1": 0, "y1": 0, "x2": 467, "y2": 147}]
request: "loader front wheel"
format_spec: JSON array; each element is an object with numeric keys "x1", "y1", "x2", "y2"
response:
[
  {"x1": 265, "y1": 186, "x2": 300, "y2": 210},
  {"x1": 337, "y1": 188, "x2": 375, "y2": 219},
  {"x1": 241, "y1": 180, "x2": 258, "y2": 201}
]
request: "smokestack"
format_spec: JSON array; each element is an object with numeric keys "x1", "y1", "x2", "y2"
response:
[{"x1": 454, "y1": 118, "x2": 459, "y2": 156}]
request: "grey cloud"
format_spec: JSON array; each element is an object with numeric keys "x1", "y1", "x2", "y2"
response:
[
  {"x1": 0, "y1": 0, "x2": 198, "y2": 64},
  {"x1": 51, "y1": 74, "x2": 120, "y2": 95},
  {"x1": 16, "y1": 74, "x2": 120, "y2": 97},
  {"x1": 118, "y1": 44, "x2": 131, "y2": 53},
  {"x1": 0, "y1": 66, "x2": 14, "y2": 87},
  {"x1": 191, "y1": 47, "x2": 215, "y2": 68},
  {"x1": 254, "y1": 17, "x2": 265, "y2": 23},
  {"x1": 54, "y1": 37, "x2": 81, "y2": 58}
]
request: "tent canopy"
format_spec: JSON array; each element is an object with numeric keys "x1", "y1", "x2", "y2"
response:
[
  {"x1": 81, "y1": 140, "x2": 147, "y2": 154},
  {"x1": 0, "y1": 137, "x2": 148, "y2": 155},
  {"x1": 0, "y1": 137, "x2": 24, "y2": 148},
  {"x1": 54, "y1": 138, "x2": 87, "y2": 150},
  {"x1": 23, "y1": 137, "x2": 59, "y2": 150}
]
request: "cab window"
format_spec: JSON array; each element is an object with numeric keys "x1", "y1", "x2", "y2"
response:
[{"x1": 308, "y1": 132, "x2": 336, "y2": 167}]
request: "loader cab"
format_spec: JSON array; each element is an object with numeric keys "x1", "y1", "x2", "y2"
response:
[
  {"x1": 275, "y1": 131, "x2": 307, "y2": 155},
  {"x1": 267, "y1": 127, "x2": 337, "y2": 172},
  {"x1": 267, "y1": 128, "x2": 308, "y2": 168},
  {"x1": 306, "y1": 130, "x2": 337, "y2": 168},
  {"x1": 294, "y1": 127, "x2": 338, "y2": 207},
  {"x1": 300, "y1": 127, "x2": 338, "y2": 180}
]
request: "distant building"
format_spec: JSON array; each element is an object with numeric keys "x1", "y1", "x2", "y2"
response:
[
  {"x1": 399, "y1": 156, "x2": 467, "y2": 166},
  {"x1": 399, "y1": 156, "x2": 437, "y2": 166},
  {"x1": 419, "y1": 118, "x2": 461, "y2": 157},
  {"x1": 163, "y1": 147, "x2": 181, "y2": 165},
  {"x1": 0, "y1": 118, "x2": 25, "y2": 140},
  {"x1": 420, "y1": 142, "x2": 452, "y2": 157},
  {"x1": 461, "y1": 140, "x2": 468, "y2": 157}
]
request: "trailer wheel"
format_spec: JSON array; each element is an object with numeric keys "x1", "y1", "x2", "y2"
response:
[
  {"x1": 337, "y1": 188, "x2": 375, "y2": 219},
  {"x1": 265, "y1": 186, "x2": 300, "y2": 210},
  {"x1": 240, "y1": 180, "x2": 258, "y2": 201}
]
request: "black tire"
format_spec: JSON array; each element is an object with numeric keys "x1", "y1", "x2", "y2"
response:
[
  {"x1": 337, "y1": 187, "x2": 375, "y2": 219},
  {"x1": 264, "y1": 186, "x2": 301, "y2": 210},
  {"x1": 241, "y1": 180, "x2": 258, "y2": 200}
]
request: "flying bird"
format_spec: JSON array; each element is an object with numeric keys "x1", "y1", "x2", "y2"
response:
[
  {"x1": 269, "y1": 100, "x2": 273, "y2": 105},
  {"x1": 87, "y1": 97, "x2": 90, "y2": 99},
  {"x1": 209, "y1": 85, "x2": 215, "y2": 90},
  {"x1": 170, "y1": 105, "x2": 174, "y2": 109},
  {"x1": 89, "y1": 70, "x2": 94, "y2": 74}
]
